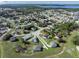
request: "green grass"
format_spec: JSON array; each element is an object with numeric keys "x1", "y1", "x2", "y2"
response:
[
  {"x1": 26, "y1": 47, "x2": 63, "y2": 58},
  {"x1": 1, "y1": 30, "x2": 79, "y2": 58},
  {"x1": 65, "y1": 30, "x2": 79, "y2": 57},
  {"x1": 56, "y1": 30, "x2": 79, "y2": 58},
  {"x1": 46, "y1": 30, "x2": 79, "y2": 58},
  {"x1": 0, "y1": 40, "x2": 63, "y2": 58},
  {"x1": 64, "y1": 8, "x2": 79, "y2": 11},
  {"x1": 1, "y1": 41, "x2": 31, "y2": 58},
  {"x1": 0, "y1": 44, "x2": 1, "y2": 58},
  {"x1": 1, "y1": 41, "x2": 19, "y2": 58},
  {"x1": 55, "y1": 51, "x2": 73, "y2": 58}
]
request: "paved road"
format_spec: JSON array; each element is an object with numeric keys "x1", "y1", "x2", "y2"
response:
[
  {"x1": 15, "y1": 26, "x2": 51, "y2": 49},
  {"x1": 31, "y1": 27, "x2": 51, "y2": 49},
  {"x1": 0, "y1": 25, "x2": 50, "y2": 50}
]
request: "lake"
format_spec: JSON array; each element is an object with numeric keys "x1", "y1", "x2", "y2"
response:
[
  {"x1": 1, "y1": 4, "x2": 79, "y2": 9},
  {"x1": 39, "y1": 5, "x2": 79, "y2": 8}
]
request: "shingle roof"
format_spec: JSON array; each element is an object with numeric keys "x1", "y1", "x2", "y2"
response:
[
  {"x1": 50, "y1": 41, "x2": 57, "y2": 48},
  {"x1": 33, "y1": 45, "x2": 43, "y2": 52},
  {"x1": 32, "y1": 37, "x2": 39, "y2": 43},
  {"x1": 10, "y1": 36, "x2": 16, "y2": 42},
  {"x1": 22, "y1": 34, "x2": 32, "y2": 41}
]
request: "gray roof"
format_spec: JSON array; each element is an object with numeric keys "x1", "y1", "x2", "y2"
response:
[
  {"x1": 33, "y1": 45, "x2": 43, "y2": 52},
  {"x1": 50, "y1": 41, "x2": 57, "y2": 48},
  {"x1": 22, "y1": 34, "x2": 32, "y2": 41},
  {"x1": 15, "y1": 45, "x2": 25, "y2": 52},
  {"x1": 10, "y1": 36, "x2": 16, "y2": 42},
  {"x1": 32, "y1": 37, "x2": 39, "y2": 43},
  {"x1": 0, "y1": 27, "x2": 7, "y2": 34}
]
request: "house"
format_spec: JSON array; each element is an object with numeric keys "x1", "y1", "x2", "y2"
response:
[
  {"x1": 32, "y1": 37, "x2": 39, "y2": 43},
  {"x1": 33, "y1": 45, "x2": 43, "y2": 52},
  {"x1": 0, "y1": 33, "x2": 2, "y2": 37},
  {"x1": 54, "y1": 35, "x2": 60, "y2": 40},
  {"x1": 50, "y1": 41, "x2": 58, "y2": 48},
  {"x1": 15, "y1": 45, "x2": 26, "y2": 53},
  {"x1": 2, "y1": 34, "x2": 12, "y2": 41},
  {"x1": 24, "y1": 23, "x2": 38, "y2": 31},
  {"x1": 23, "y1": 30, "x2": 30, "y2": 34},
  {"x1": 0, "y1": 27, "x2": 8, "y2": 34},
  {"x1": 10, "y1": 36, "x2": 17, "y2": 42},
  {"x1": 13, "y1": 16, "x2": 19, "y2": 20},
  {"x1": 22, "y1": 34, "x2": 32, "y2": 41},
  {"x1": 57, "y1": 33, "x2": 63, "y2": 38},
  {"x1": 31, "y1": 27, "x2": 38, "y2": 31},
  {"x1": 43, "y1": 34, "x2": 49, "y2": 39},
  {"x1": 24, "y1": 23, "x2": 33, "y2": 30}
]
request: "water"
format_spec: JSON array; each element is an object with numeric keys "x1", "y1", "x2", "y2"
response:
[
  {"x1": 39, "y1": 5, "x2": 79, "y2": 8},
  {"x1": 1, "y1": 4, "x2": 79, "y2": 8}
]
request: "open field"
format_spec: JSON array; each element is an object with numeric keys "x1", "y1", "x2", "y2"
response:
[{"x1": 0, "y1": 41, "x2": 63, "y2": 58}]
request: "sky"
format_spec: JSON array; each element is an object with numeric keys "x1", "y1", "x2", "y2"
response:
[{"x1": 0, "y1": 1, "x2": 79, "y2": 4}]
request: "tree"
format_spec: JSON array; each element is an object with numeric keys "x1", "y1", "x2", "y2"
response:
[
  {"x1": 2, "y1": 34, "x2": 12, "y2": 41},
  {"x1": 73, "y1": 35, "x2": 79, "y2": 46}
]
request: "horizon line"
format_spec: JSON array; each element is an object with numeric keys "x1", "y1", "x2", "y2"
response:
[{"x1": 1, "y1": 1, "x2": 79, "y2": 4}]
